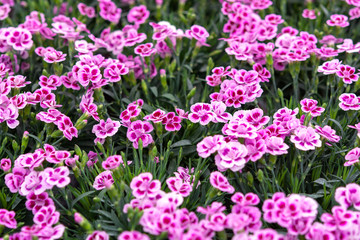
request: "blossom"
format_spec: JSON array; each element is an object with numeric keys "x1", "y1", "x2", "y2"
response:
[
  {"x1": 130, "y1": 172, "x2": 161, "y2": 199},
  {"x1": 127, "y1": 5, "x2": 150, "y2": 25},
  {"x1": 188, "y1": 103, "x2": 215, "y2": 125},
  {"x1": 44, "y1": 166, "x2": 71, "y2": 188},
  {"x1": 335, "y1": 183, "x2": 360, "y2": 210},
  {"x1": 6, "y1": 28, "x2": 33, "y2": 51},
  {"x1": 134, "y1": 43, "x2": 157, "y2": 57},
  {"x1": 126, "y1": 120, "x2": 154, "y2": 149},
  {"x1": 336, "y1": 64, "x2": 359, "y2": 84},
  {"x1": 318, "y1": 59, "x2": 341, "y2": 75},
  {"x1": 0, "y1": 158, "x2": 11, "y2": 171},
  {"x1": 92, "y1": 118, "x2": 121, "y2": 139},
  {"x1": 345, "y1": 147, "x2": 360, "y2": 166},
  {"x1": 315, "y1": 125, "x2": 341, "y2": 143},
  {"x1": 43, "y1": 49, "x2": 66, "y2": 63},
  {"x1": 300, "y1": 98, "x2": 325, "y2": 117},
  {"x1": 0, "y1": 209, "x2": 17, "y2": 229},
  {"x1": 339, "y1": 93, "x2": 360, "y2": 111},
  {"x1": 166, "y1": 177, "x2": 192, "y2": 197},
  {"x1": 214, "y1": 141, "x2": 248, "y2": 172},
  {"x1": 265, "y1": 136, "x2": 289, "y2": 155},
  {"x1": 25, "y1": 192, "x2": 54, "y2": 214},
  {"x1": 99, "y1": 0, "x2": 121, "y2": 24},
  {"x1": 104, "y1": 62, "x2": 129, "y2": 82},
  {"x1": 0, "y1": 4, "x2": 10, "y2": 20},
  {"x1": 209, "y1": 171, "x2": 234, "y2": 194},
  {"x1": 197, "y1": 135, "x2": 226, "y2": 158},
  {"x1": 162, "y1": 112, "x2": 182, "y2": 131},
  {"x1": 326, "y1": 14, "x2": 349, "y2": 27},
  {"x1": 290, "y1": 127, "x2": 322, "y2": 151},
  {"x1": 118, "y1": 231, "x2": 150, "y2": 240},
  {"x1": 78, "y1": 3, "x2": 95, "y2": 18},
  {"x1": 33, "y1": 205, "x2": 60, "y2": 227},
  {"x1": 102, "y1": 155, "x2": 131, "y2": 170},
  {"x1": 93, "y1": 171, "x2": 114, "y2": 190},
  {"x1": 302, "y1": 9, "x2": 317, "y2": 19},
  {"x1": 185, "y1": 25, "x2": 210, "y2": 46},
  {"x1": 144, "y1": 109, "x2": 166, "y2": 123},
  {"x1": 87, "y1": 231, "x2": 109, "y2": 240}
]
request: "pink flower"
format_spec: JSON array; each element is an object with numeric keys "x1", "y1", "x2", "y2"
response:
[
  {"x1": 290, "y1": 127, "x2": 322, "y2": 151},
  {"x1": 0, "y1": 209, "x2": 17, "y2": 229},
  {"x1": 44, "y1": 166, "x2": 71, "y2": 188},
  {"x1": 162, "y1": 112, "x2": 182, "y2": 131},
  {"x1": 102, "y1": 155, "x2": 131, "y2": 170},
  {"x1": 126, "y1": 120, "x2": 154, "y2": 149},
  {"x1": 210, "y1": 171, "x2": 234, "y2": 194},
  {"x1": 0, "y1": 158, "x2": 11, "y2": 171},
  {"x1": 350, "y1": 7, "x2": 360, "y2": 20},
  {"x1": 265, "y1": 14, "x2": 284, "y2": 25},
  {"x1": 92, "y1": 118, "x2": 121, "y2": 139},
  {"x1": 339, "y1": 93, "x2": 360, "y2": 111},
  {"x1": 33, "y1": 205, "x2": 60, "y2": 227},
  {"x1": 120, "y1": 99, "x2": 143, "y2": 124},
  {"x1": 214, "y1": 141, "x2": 248, "y2": 172},
  {"x1": 127, "y1": 5, "x2": 150, "y2": 25},
  {"x1": 318, "y1": 59, "x2": 341, "y2": 75},
  {"x1": 326, "y1": 14, "x2": 349, "y2": 27},
  {"x1": 336, "y1": 64, "x2": 359, "y2": 84},
  {"x1": 87, "y1": 231, "x2": 109, "y2": 240},
  {"x1": 300, "y1": 98, "x2": 325, "y2": 117},
  {"x1": 188, "y1": 103, "x2": 215, "y2": 125},
  {"x1": 244, "y1": 138, "x2": 266, "y2": 162},
  {"x1": 99, "y1": 0, "x2": 121, "y2": 24},
  {"x1": 315, "y1": 125, "x2": 341, "y2": 143},
  {"x1": 185, "y1": 25, "x2": 210, "y2": 46},
  {"x1": 166, "y1": 177, "x2": 192, "y2": 197},
  {"x1": 197, "y1": 135, "x2": 226, "y2": 158},
  {"x1": 302, "y1": 9, "x2": 317, "y2": 19},
  {"x1": 265, "y1": 136, "x2": 289, "y2": 155},
  {"x1": 210, "y1": 101, "x2": 231, "y2": 123},
  {"x1": 118, "y1": 231, "x2": 150, "y2": 240},
  {"x1": 43, "y1": 49, "x2": 66, "y2": 63},
  {"x1": 8, "y1": 75, "x2": 31, "y2": 88},
  {"x1": 144, "y1": 109, "x2": 166, "y2": 123},
  {"x1": 130, "y1": 172, "x2": 161, "y2": 199},
  {"x1": 337, "y1": 39, "x2": 360, "y2": 53},
  {"x1": 306, "y1": 222, "x2": 335, "y2": 240},
  {"x1": 104, "y1": 62, "x2": 129, "y2": 82},
  {"x1": 0, "y1": 4, "x2": 10, "y2": 20},
  {"x1": 78, "y1": 3, "x2": 95, "y2": 18},
  {"x1": 335, "y1": 183, "x2": 360, "y2": 210},
  {"x1": 349, "y1": 122, "x2": 360, "y2": 138},
  {"x1": 4, "y1": 167, "x2": 28, "y2": 193},
  {"x1": 93, "y1": 171, "x2": 114, "y2": 190},
  {"x1": 134, "y1": 43, "x2": 157, "y2": 57},
  {"x1": 39, "y1": 75, "x2": 62, "y2": 90},
  {"x1": 223, "y1": 118, "x2": 257, "y2": 139},
  {"x1": 6, "y1": 28, "x2": 33, "y2": 51},
  {"x1": 77, "y1": 65, "x2": 102, "y2": 87},
  {"x1": 25, "y1": 192, "x2": 54, "y2": 214},
  {"x1": 345, "y1": 147, "x2": 360, "y2": 166},
  {"x1": 20, "y1": 171, "x2": 51, "y2": 196}
]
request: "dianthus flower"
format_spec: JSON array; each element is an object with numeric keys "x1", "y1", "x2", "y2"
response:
[
  {"x1": 130, "y1": 172, "x2": 161, "y2": 199},
  {"x1": 134, "y1": 43, "x2": 157, "y2": 57},
  {"x1": 335, "y1": 183, "x2": 360, "y2": 210},
  {"x1": 118, "y1": 231, "x2": 150, "y2": 240},
  {"x1": 127, "y1": 5, "x2": 150, "y2": 25},
  {"x1": 345, "y1": 147, "x2": 360, "y2": 166},
  {"x1": 290, "y1": 127, "x2": 322, "y2": 151},
  {"x1": 102, "y1": 155, "x2": 131, "y2": 170},
  {"x1": 87, "y1": 231, "x2": 109, "y2": 240},
  {"x1": 185, "y1": 25, "x2": 210, "y2": 46},
  {"x1": 0, "y1": 209, "x2": 17, "y2": 229},
  {"x1": 214, "y1": 141, "x2": 248, "y2": 172},
  {"x1": 336, "y1": 64, "x2": 359, "y2": 84},
  {"x1": 300, "y1": 98, "x2": 325, "y2": 117},
  {"x1": 210, "y1": 171, "x2": 234, "y2": 194},
  {"x1": 126, "y1": 120, "x2": 154, "y2": 149},
  {"x1": 104, "y1": 62, "x2": 129, "y2": 82},
  {"x1": 6, "y1": 27, "x2": 33, "y2": 51},
  {"x1": 93, "y1": 171, "x2": 114, "y2": 190},
  {"x1": 99, "y1": 0, "x2": 121, "y2": 24},
  {"x1": 339, "y1": 93, "x2": 360, "y2": 111},
  {"x1": 92, "y1": 118, "x2": 121, "y2": 139},
  {"x1": 197, "y1": 135, "x2": 226, "y2": 158},
  {"x1": 188, "y1": 103, "x2": 215, "y2": 125},
  {"x1": 314, "y1": 125, "x2": 341, "y2": 143},
  {"x1": 326, "y1": 14, "x2": 349, "y2": 27}
]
